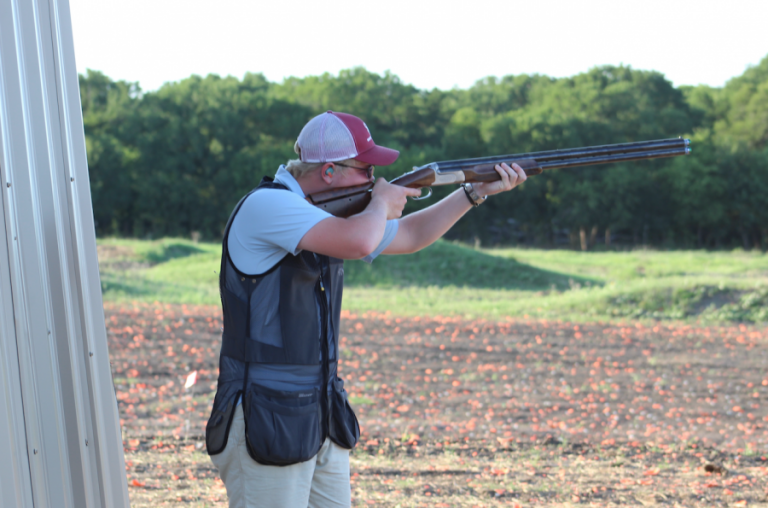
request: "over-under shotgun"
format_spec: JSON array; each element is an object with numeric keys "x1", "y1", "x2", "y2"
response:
[{"x1": 306, "y1": 137, "x2": 691, "y2": 218}]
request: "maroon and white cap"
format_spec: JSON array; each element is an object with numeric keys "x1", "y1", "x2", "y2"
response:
[{"x1": 297, "y1": 111, "x2": 399, "y2": 166}]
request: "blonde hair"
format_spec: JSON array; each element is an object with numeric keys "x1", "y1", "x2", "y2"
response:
[{"x1": 285, "y1": 141, "x2": 356, "y2": 179}]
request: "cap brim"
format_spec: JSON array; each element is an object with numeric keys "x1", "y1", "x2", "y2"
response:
[{"x1": 355, "y1": 144, "x2": 399, "y2": 166}]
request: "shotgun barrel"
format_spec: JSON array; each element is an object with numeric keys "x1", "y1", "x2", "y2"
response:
[
  {"x1": 435, "y1": 137, "x2": 689, "y2": 171},
  {"x1": 538, "y1": 145, "x2": 689, "y2": 170}
]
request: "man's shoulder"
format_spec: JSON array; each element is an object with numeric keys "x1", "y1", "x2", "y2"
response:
[
  {"x1": 234, "y1": 186, "x2": 331, "y2": 233},
  {"x1": 257, "y1": 178, "x2": 290, "y2": 191},
  {"x1": 228, "y1": 183, "x2": 332, "y2": 267},
  {"x1": 240, "y1": 187, "x2": 309, "y2": 213}
]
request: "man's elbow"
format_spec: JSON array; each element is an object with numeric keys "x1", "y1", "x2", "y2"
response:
[{"x1": 351, "y1": 237, "x2": 378, "y2": 259}]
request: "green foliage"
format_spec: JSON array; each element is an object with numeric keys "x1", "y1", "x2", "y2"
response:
[
  {"x1": 703, "y1": 286, "x2": 768, "y2": 323},
  {"x1": 716, "y1": 55, "x2": 768, "y2": 150},
  {"x1": 82, "y1": 56, "x2": 768, "y2": 248},
  {"x1": 598, "y1": 284, "x2": 768, "y2": 323},
  {"x1": 603, "y1": 285, "x2": 726, "y2": 320}
]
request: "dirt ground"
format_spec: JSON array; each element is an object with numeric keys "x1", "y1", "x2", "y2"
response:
[{"x1": 106, "y1": 302, "x2": 768, "y2": 507}]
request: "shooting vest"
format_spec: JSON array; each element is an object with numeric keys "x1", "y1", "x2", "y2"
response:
[{"x1": 205, "y1": 177, "x2": 359, "y2": 466}]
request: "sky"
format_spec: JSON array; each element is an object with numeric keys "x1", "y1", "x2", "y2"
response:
[{"x1": 70, "y1": 0, "x2": 768, "y2": 92}]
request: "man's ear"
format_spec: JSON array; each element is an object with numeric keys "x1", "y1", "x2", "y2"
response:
[{"x1": 320, "y1": 163, "x2": 335, "y2": 184}]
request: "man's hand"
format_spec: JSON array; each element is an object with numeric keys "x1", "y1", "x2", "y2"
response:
[
  {"x1": 471, "y1": 162, "x2": 527, "y2": 197},
  {"x1": 370, "y1": 177, "x2": 422, "y2": 219}
]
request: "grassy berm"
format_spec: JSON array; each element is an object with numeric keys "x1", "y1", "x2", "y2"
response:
[{"x1": 98, "y1": 238, "x2": 768, "y2": 324}]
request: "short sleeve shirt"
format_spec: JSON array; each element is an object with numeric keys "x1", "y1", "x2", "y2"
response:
[{"x1": 228, "y1": 166, "x2": 398, "y2": 274}]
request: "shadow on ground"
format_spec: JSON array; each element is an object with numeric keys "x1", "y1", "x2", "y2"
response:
[
  {"x1": 100, "y1": 276, "x2": 170, "y2": 300},
  {"x1": 143, "y1": 242, "x2": 205, "y2": 265}
]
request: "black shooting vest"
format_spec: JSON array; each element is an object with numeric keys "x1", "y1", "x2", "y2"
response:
[{"x1": 205, "y1": 177, "x2": 359, "y2": 466}]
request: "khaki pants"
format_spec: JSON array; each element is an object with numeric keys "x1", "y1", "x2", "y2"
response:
[{"x1": 210, "y1": 405, "x2": 351, "y2": 508}]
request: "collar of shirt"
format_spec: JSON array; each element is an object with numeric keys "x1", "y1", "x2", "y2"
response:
[{"x1": 274, "y1": 165, "x2": 305, "y2": 197}]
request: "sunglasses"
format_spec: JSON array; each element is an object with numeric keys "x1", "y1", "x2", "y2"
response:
[{"x1": 333, "y1": 162, "x2": 375, "y2": 180}]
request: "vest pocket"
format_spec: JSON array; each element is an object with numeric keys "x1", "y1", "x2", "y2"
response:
[
  {"x1": 244, "y1": 384, "x2": 322, "y2": 466},
  {"x1": 329, "y1": 378, "x2": 360, "y2": 450},
  {"x1": 205, "y1": 399, "x2": 236, "y2": 455}
]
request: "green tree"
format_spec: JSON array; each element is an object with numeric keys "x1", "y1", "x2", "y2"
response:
[{"x1": 79, "y1": 56, "x2": 768, "y2": 248}]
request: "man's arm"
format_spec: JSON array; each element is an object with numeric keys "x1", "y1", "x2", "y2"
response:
[
  {"x1": 298, "y1": 201, "x2": 388, "y2": 259},
  {"x1": 383, "y1": 163, "x2": 526, "y2": 255},
  {"x1": 298, "y1": 178, "x2": 421, "y2": 259},
  {"x1": 382, "y1": 188, "x2": 471, "y2": 255}
]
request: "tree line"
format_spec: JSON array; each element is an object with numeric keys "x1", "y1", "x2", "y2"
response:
[{"x1": 81, "y1": 55, "x2": 768, "y2": 249}]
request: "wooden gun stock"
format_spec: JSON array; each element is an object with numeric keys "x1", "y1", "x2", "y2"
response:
[
  {"x1": 389, "y1": 167, "x2": 438, "y2": 187},
  {"x1": 306, "y1": 182, "x2": 374, "y2": 218},
  {"x1": 462, "y1": 158, "x2": 542, "y2": 180}
]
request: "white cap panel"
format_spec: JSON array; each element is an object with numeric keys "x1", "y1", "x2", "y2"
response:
[{"x1": 297, "y1": 113, "x2": 358, "y2": 163}]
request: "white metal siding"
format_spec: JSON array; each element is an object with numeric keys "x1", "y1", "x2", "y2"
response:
[{"x1": 0, "y1": 0, "x2": 130, "y2": 506}]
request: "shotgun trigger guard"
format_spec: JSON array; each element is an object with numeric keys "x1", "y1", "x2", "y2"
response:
[{"x1": 411, "y1": 187, "x2": 432, "y2": 201}]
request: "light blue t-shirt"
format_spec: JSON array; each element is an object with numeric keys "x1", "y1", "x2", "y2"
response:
[{"x1": 228, "y1": 166, "x2": 398, "y2": 274}]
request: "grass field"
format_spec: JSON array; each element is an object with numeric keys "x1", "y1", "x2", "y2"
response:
[{"x1": 97, "y1": 237, "x2": 768, "y2": 324}]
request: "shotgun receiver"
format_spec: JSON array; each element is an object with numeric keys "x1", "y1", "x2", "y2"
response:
[{"x1": 306, "y1": 137, "x2": 691, "y2": 218}]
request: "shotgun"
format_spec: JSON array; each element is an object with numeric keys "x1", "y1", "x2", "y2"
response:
[{"x1": 306, "y1": 137, "x2": 691, "y2": 218}]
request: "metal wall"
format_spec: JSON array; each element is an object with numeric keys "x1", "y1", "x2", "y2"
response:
[{"x1": 0, "y1": 0, "x2": 130, "y2": 506}]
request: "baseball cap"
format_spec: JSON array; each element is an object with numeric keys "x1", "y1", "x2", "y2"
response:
[{"x1": 296, "y1": 111, "x2": 399, "y2": 166}]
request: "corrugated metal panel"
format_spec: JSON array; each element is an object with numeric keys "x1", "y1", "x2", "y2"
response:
[
  {"x1": 0, "y1": 153, "x2": 34, "y2": 508},
  {"x1": 0, "y1": 0, "x2": 130, "y2": 506}
]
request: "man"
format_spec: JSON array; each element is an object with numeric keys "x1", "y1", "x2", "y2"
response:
[{"x1": 206, "y1": 111, "x2": 527, "y2": 507}]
